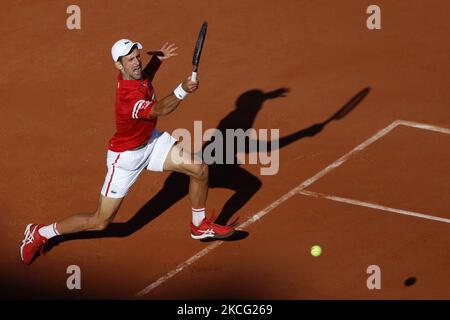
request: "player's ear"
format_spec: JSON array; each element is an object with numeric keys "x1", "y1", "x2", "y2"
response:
[{"x1": 114, "y1": 61, "x2": 124, "y2": 71}]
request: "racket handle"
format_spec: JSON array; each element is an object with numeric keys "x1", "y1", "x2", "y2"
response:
[{"x1": 191, "y1": 71, "x2": 198, "y2": 81}]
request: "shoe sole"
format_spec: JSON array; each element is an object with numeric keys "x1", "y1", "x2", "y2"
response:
[
  {"x1": 20, "y1": 224, "x2": 33, "y2": 263},
  {"x1": 191, "y1": 229, "x2": 235, "y2": 240}
]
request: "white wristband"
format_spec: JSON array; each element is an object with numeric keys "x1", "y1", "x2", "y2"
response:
[{"x1": 173, "y1": 83, "x2": 189, "y2": 100}]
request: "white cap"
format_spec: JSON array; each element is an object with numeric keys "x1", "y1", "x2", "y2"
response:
[{"x1": 111, "y1": 39, "x2": 142, "y2": 61}]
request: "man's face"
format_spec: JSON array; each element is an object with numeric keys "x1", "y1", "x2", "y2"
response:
[{"x1": 116, "y1": 48, "x2": 142, "y2": 80}]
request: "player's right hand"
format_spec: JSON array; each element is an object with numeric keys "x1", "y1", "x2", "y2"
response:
[{"x1": 182, "y1": 76, "x2": 199, "y2": 93}]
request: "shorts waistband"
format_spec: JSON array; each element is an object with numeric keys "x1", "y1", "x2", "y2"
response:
[{"x1": 131, "y1": 143, "x2": 147, "y2": 151}]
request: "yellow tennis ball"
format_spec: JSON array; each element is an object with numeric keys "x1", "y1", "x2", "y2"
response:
[{"x1": 311, "y1": 245, "x2": 322, "y2": 257}]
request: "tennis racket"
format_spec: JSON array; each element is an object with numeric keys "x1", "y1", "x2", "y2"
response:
[{"x1": 191, "y1": 21, "x2": 208, "y2": 81}]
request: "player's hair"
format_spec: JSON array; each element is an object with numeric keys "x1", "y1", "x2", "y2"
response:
[{"x1": 118, "y1": 44, "x2": 139, "y2": 63}]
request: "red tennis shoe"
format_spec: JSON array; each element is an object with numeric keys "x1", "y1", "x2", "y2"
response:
[
  {"x1": 20, "y1": 224, "x2": 48, "y2": 265},
  {"x1": 190, "y1": 213, "x2": 235, "y2": 240}
]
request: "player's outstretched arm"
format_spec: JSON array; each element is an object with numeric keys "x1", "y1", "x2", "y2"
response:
[
  {"x1": 143, "y1": 42, "x2": 178, "y2": 82},
  {"x1": 149, "y1": 76, "x2": 198, "y2": 118}
]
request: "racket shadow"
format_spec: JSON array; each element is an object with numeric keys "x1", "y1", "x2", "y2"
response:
[{"x1": 262, "y1": 87, "x2": 371, "y2": 151}]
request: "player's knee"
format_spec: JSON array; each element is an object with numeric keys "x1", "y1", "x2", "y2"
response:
[
  {"x1": 193, "y1": 163, "x2": 208, "y2": 182},
  {"x1": 92, "y1": 220, "x2": 110, "y2": 231},
  {"x1": 89, "y1": 215, "x2": 111, "y2": 231}
]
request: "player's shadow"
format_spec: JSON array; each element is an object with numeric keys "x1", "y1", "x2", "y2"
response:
[{"x1": 49, "y1": 86, "x2": 370, "y2": 246}]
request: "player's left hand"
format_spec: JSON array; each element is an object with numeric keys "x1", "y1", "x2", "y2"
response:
[{"x1": 158, "y1": 42, "x2": 178, "y2": 60}]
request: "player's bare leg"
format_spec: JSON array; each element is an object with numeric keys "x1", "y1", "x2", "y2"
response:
[
  {"x1": 20, "y1": 195, "x2": 123, "y2": 264},
  {"x1": 56, "y1": 195, "x2": 124, "y2": 234},
  {"x1": 163, "y1": 143, "x2": 234, "y2": 239}
]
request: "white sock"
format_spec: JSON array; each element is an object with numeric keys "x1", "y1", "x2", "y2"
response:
[
  {"x1": 38, "y1": 223, "x2": 60, "y2": 239},
  {"x1": 192, "y1": 208, "x2": 205, "y2": 227}
]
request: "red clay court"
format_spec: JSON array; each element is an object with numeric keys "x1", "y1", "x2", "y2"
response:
[{"x1": 1, "y1": 0, "x2": 449, "y2": 299}]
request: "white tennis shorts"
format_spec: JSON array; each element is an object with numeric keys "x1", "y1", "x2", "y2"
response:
[{"x1": 101, "y1": 129, "x2": 177, "y2": 198}]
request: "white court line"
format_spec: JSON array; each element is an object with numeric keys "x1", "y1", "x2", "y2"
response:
[
  {"x1": 297, "y1": 120, "x2": 401, "y2": 190},
  {"x1": 299, "y1": 190, "x2": 450, "y2": 224},
  {"x1": 136, "y1": 241, "x2": 223, "y2": 297},
  {"x1": 135, "y1": 120, "x2": 450, "y2": 297},
  {"x1": 397, "y1": 120, "x2": 450, "y2": 135}
]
